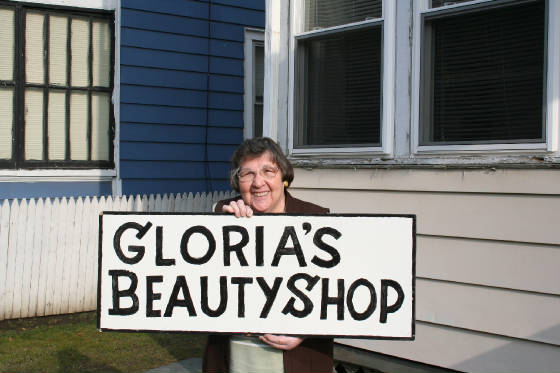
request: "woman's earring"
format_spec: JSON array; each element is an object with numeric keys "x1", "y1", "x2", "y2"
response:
[{"x1": 283, "y1": 181, "x2": 289, "y2": 187}]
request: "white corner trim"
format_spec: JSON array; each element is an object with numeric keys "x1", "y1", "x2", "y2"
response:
[
  {"x1": 112, "y1": 0, "x2": 122, "y2": 196},
  {"x1": 263, "y1": 0, "x2": 279, "y2": 141},
  {"x1": 0, "y1": 169, "x2": 117, "y2": 182},
  {"x1": 264, "y1": 0, "x2": 291, "y2": 149},
  {"x1": 7, "y1": 0, "x2": 117, "y2": 10}
]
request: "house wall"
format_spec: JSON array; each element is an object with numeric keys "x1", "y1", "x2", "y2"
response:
[
  {"x1": 0, "y1": 181, "x2": 112, "y2": 200},
  {"x1": 289, "y1": 167, "x2": 560, "y2": 372},
  {"x1": 119, "y1": 0, "x2": 265, "y2": 196}
]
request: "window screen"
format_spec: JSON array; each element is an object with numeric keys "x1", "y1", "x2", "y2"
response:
[
  {"x1": 296, "y1": 0, "x2": 383, "y2": 148},
  {"x1": 431, "y1": 0, "x2": 476, "y2": 8},
  {"x1": 300, "y1": 27, "x2": 382, "y2": 146},
  {"x1": 421, "y1": 0, "x2": 545, "y2": 144},
  {"x1": 305, "y1": 0, "x2": 382, "y2": 30}
]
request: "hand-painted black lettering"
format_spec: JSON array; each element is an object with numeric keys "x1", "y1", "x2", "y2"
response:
[
  {"x1": 347, "y1": 278, "x2": 376, "y2": 321},
  {"x1": 164, "y1": 276, "x2": 197, "y2": 317},
  {"x1": 156, "y1": 226, "x2": 175, "y2": 266},
  {"x1": 380, "y1": 279, "x2": 405, "y2": 323},
  {"x1": 180, "y1": 226, "x2": 216, "y2": 265},
  {"x1": 108, "y1": 269, "x2": 139, "y2": 315},
  {"x1": 146, "y1": 275, "x2": 163, "y2": 317},
  {"x1": 200, "y1": 276, "x2": 228, "y2": 317},
  {"x1": 311, "y1": 227, "x2": 341, "y2": 268},
  {"x1": 320, "y1": 278, "x2": 345, "y2": 320},
  {"x1": 271, "y1": 226, "x2": 306, "y2": 267},
  {"x1": 222, "y1": 226, "x2": 249, "y2": 266},
  {"x1": 281, "y1": 273, "x2": 319, "y2": 318},
  {"x1": 231, "y1": 277, "x2": 253, "y2": 318},
  {"x1": 302, "y1": 222, "x2": 311, "y2": 235},
  {"x1": 255, "y1": 226, "x2": 264, "y2": 266},
  {"x1": 256, "y1": 277, "x2": 283, "y2": 318},
  {"x1": 113, "y1": 221, "x2": 152, "y2": 264}
]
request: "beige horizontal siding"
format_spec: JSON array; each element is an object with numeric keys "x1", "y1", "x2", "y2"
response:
[
  {"x1": 337, "y1": 322, "x2": 560, "y2": 373},
  {"x1": 291, "y1": 189, "x2": 560, "y2": 245},
  {"x1": 292, "y1": 167, "x2": 559, "y2": 372},
  {"x1": 417, "y1": 235, "x2": 560, "y2": 295},
  {"x1": 293, "y1": 168, "x2": 560, "y2": 195},
  {"x1": 416, "y1": 278, "x2": 560, "y2": 345}
]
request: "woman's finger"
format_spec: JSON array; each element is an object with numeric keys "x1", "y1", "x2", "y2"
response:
[
  {"x1": 225, "y1": 201, "x2": 241, "y2": 217},
  {"x1": 245, "y1": 204, "x2": 254, "y2": 217},
  {"x1": 223, "y1": 200, "x2": 253, "y2": 218},
  {"x1": 235, "y1": 200, "x2": 247, "y2": 217},
  {"x1": 259, "y1": 334, "x2": 304, "y2": 351}
]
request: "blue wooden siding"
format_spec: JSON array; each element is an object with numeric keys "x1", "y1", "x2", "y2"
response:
[
  {"x1": 120, "y1": 0, "x2": 264, "y2": 195},
  {"x1": 0, "y1": 182, "x2": 112, "y2": 200}
]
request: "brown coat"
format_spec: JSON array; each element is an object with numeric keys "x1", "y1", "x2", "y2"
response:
[{"x1": 203, "y1": 191, "x2": 333, "y2": 373}]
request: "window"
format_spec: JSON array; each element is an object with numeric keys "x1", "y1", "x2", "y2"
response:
[
  {"x1": 269, "y1": 0, "x2": 559, "y2": 163},
  {"x1": 414, "y1": 0, "x2": 557, "y2": 153},
  {"x1": 0, "y1": 2, "x2": 114, "y2": 169},
  {"x1": 244, "y1": 29, "x2": 265, "y2": 139},
  {"x1": 291, "y1": 0, "x2": 396, "y2": 154}
]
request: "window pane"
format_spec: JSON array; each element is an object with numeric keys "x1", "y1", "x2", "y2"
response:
[
  {"x1": 0, "y1": 88, "x2": 13, "y2": 159},
  {"x1": 25, "y1": 88, "x2": 44, "y2": 160},
  {"x1": 26, "y1": 12, "x2": 45, "y2": 84},
  {"x1": 431, "y1": 0, "x2": 474, "y2": 8},
  {"x1": 254, "y1": 103, "x2": 263, "y2": 138},
  {"x1": 424, "y1": 1, "x2": 545, "y2": 144},
  {"x1": 253, "y1": 44, "x2": 264, "y2": 138},
  {"x1": 92, "y1": 20, "x2": 111, "y2": 87},
  {"x1": 299, "y1": 27, "x2": 381, "y2": 146},
  {"x1": 49, "y1": 15, "x2": 68, "y2": 86},
  {"x1": 254, "y1": 44, "x2": 264, "y2": 98},
  {"x1": 48, "y1": 90, "x2": 66, "y2": 160},
  {"x1": 305, "y1": 0, "x2": 382, "y2": 31},
  {"x1": 71, "y1": 17, "x2": 89, "y2": 87},
  {"x1": 70, "y1": 91, "x2": 88, "y2": 160},
  {"x1": 91, "y1": 92, "x2": 110, "y2": 160},
  {"x1": 0, "y1": 8, "x2": 14, "y2": 81}
]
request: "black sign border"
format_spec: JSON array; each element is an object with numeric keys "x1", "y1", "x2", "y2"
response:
[{"x1": 97, "y1": 212, "x2": 416, "y2": 340}]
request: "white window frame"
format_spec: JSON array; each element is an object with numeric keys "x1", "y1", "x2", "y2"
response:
[
  {"x1": 8, "y1": 0, "x2": 117, "y2": 10},
  {"x1": 411, "y1": 0, "x2": 560, "y2": 156},
  {"x1": 243, "y1": 27, "x2": 265, "y2": 140},
  {"x1": 1, "y1": 0, "x2": 120, "y2": 192},
  {"x1": 287, "y1": 0, "x2": 396, "y2": 157}
]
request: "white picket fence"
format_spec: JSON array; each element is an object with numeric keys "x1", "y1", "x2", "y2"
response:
[{"x1": 0, "y1": 191, "x2": 236, "y2": 321}]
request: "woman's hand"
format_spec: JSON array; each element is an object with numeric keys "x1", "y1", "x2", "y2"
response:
[
  {"x1": 222, "y1": 199, "x2": 253, "y2": 218},
  {"x1": 259, "y1": 334, "x2": 304, "y2": 351}
]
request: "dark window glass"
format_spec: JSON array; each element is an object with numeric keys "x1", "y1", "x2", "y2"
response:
[
  {"x1": 299, "y1": 27, "x2": 382, "y2": 147},
  {"x1": 422, "y1": 0, "x2": 545, "y2": 144},
  {"x1": 253, "y1": 43, "x2": 264, "y2": 138}
]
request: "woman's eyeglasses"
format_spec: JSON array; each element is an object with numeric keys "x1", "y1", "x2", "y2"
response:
[{"x1": 236, "y1": 166, "x2": 279, "y2": 182}]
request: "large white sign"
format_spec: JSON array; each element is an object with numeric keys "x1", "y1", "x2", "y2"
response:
[{"x1": 98, "y1": 213, "x2": 415, "y2": 339}]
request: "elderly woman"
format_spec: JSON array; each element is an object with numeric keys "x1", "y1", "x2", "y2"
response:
[{"x1": 203, "y1": 137, "x2": 333, "y2": 373}]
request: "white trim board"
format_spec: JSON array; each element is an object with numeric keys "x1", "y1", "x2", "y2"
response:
[
  {"x1": 7, "y1": 0, "x2": 117, "y2": 10},
  {"x1": 0, "y1": 169, "x2": 116, "y2": 182}
]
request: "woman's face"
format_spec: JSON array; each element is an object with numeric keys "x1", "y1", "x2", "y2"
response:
[{"x1": 238, "y1": 151, "x2": 285, "y2": 213}]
